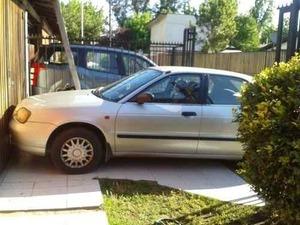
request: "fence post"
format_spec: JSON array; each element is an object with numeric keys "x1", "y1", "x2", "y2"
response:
[
  {"x1": 171, "y1": 47, "x2": 176, "y2": 66},
  {"x1": 275, "y1": 9, "x2": 284, "y2": 63},
  {"x1": 287, "y1": 0, "x2": 299, "y2": 61}
]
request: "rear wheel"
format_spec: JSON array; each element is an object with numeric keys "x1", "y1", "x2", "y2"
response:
[{"x1": 50, "y1": 127, "x2": 104, "y2": 174}]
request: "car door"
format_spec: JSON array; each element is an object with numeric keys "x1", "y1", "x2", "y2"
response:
[
  {"x1": 198, "y1": 74, "x2": 248, "y2": 157},
  {"x1": 82, "y1": 50, "x2": 122, "y2": 89},
  {"x1": 115, "y1": 73, "x2": 203, "y2": 155}
]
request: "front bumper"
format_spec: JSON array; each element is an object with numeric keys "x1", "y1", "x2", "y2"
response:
[{"x1": 9, "y1": 119, "x2": 57, "y2": 156}]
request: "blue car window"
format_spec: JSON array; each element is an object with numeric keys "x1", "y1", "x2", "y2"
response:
[{"x1": 86, "y1": 51, "x2": 119, "y2": 74}]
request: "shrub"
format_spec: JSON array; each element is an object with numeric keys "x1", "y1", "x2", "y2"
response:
[{"x1": 237, "y1": 55, "x2": 300, "y2": 224}]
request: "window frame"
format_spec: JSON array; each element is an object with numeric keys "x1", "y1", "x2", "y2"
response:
[
  {"x1": 203, "y1": 74, "x2": 249, "y2": 106},
  {"x1": 128, "y1": 73, "x2": 205, "y2": 105}
]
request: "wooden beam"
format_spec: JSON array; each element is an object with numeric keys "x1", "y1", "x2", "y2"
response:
[
  {"x1": 53, "y1": 0, "x2": 81, "y2": 90},
  {"x1": 19, "y1": 0, "x2": 41, "y2": 23}
]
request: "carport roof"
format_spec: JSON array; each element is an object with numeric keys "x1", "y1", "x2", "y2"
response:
[{"x1": 15, "y1": 0, "x2": 60, "y2": 36}]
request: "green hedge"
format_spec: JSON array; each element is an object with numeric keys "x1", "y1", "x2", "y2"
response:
[{"x1": 237, "y1": 55, "x2": 300, "y2": 224}]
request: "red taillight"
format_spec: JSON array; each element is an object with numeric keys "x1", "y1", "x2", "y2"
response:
[{"x1": 30, "y1": 63, "x2": 45, "y2": 86}]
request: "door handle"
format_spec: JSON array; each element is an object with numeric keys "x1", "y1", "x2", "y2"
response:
[{"x1": 181, "y1": 111, "x2": 197, "y2": 117}]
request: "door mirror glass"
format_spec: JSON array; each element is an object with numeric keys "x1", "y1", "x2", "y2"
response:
[{"x1": 135, "y1": 92, "x2": 154, "y2": 104}]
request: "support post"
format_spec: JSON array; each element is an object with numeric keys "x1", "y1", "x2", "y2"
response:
[
  {"x1": 275, "y1": 10, "x2": 284, "y2": 63},
  {"x1": 286, "y1": 0, "x2": 299, "y2": 61},
  {"x1": 53, "y1": 0, "x2": 81, "y2": 90}
]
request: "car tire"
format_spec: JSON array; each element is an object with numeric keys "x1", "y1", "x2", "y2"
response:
[{"x1": 50, "y1": 127, "x2": 104, "y2": 174}]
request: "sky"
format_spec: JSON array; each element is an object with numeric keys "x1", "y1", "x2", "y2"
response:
[{"x1": 62, "y1": 0, "x2": 293, "y2": 27}]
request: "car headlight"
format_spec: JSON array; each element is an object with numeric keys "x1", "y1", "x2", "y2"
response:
[{"x1": 14, "y1": 107, "x2": 31, "y2": 124}]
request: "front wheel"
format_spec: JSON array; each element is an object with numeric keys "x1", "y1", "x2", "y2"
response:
[{"x1": 50, "y1": 127, "x2": 104, "y2": 174}]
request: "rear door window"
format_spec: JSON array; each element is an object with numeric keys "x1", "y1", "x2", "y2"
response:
[
  {"x1": 207, "y1": 75, "x2": 247, "y2": 105},
  {"x1": 123, "y1": 54, "x2": 152, "y2": 76},
  {"x1": 86, "y1": 51, "x2": 119, "y2": 74}
]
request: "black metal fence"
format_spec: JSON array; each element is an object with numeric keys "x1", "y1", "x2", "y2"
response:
[
  {"x1": 276, "y1": 0, "x2": 300, "y2": 62},
  {"x1": 149, "y1": 42, "x2": 183, "y2": 66}
]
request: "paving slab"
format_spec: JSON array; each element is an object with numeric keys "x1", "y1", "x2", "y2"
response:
[
  {"x1": 0, "y1": 209, "x2": 108, "y2": 225},
  {"x1": 94, "y1": 158, "x2": 264, "y2": 206},
  {"x1": 0, "y1": 152, "x2": 103, "y2": 211}
]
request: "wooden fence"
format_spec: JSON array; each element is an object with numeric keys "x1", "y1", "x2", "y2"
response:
[
  {"x1": 0, "y1": 0, "x2": 25, "y2": 117},
  {"x1": 152, "y1": 51, "x2": 287, "y2": 75},
  {"x1": 0, "y1": 0, "x2": 25, "y2": 171}
]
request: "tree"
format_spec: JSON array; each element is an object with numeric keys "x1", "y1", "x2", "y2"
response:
[
  {"x1": 132, "y1": 0, "x2": 150, "y2": 14},
  {"x1": 154, "y1": 0, "x2": 186, "y2": 14},
  {"x1": 182, "y1": 1, "x2": 197, "y2": 17},
  {"x1": 231, "y1": 16, "x2": 260, "y2": 51},
  {"x1": 108, "y1": 0, "x2": 130, "y2": 26},
  {"x1": 197, "y1": 0, "x2": 238, "y2": 53},
  {"x1": 108, "y1": 0, "x2": 150, "y2": 26},
  {"x1": 250, "y1": 0, "x2": 274, "y2": 43},
  {"x1": 61, "y1": 0, "x2": 105, "y2": 40},
  {"x1": 123, "y1": 12, "x2": 153, "y2": 51}
]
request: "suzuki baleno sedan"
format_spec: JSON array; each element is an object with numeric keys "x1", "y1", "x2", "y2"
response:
[{"x1": 10, "y1": 67, "x2": 252, "y2": 174}]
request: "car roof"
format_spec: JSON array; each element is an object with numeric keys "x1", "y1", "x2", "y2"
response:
[
  {"x1": 151, "y1": 66, "x2": 253, "y2": 82},
  {"x1": 43, "y1": 44, "x2": 157, "y2": 65}
]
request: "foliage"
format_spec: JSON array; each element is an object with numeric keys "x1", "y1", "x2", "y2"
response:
[
  {"x1": 61, "y1": 0, "x2": 105, "y2": 40},
  {"x1": 231, "y1": 15, "x2": 260, "y2": 52},
  {"x1": 154, "y1": 0, "x2": 187, "y2": 14},
  {"x1": 100, "y1": 179, "x2": 267, "y2": 225},
  {"x1": 108, "y1": 0, "x2": 150, "y2": 26},
  {"x1": 250, "y1": 0, "x2": 274, "y2": 43},
  {"x1": 197, "y1": 0, "x2": 238, "y2": 53},
  {"x1": 237, "y1": 55, "x2": 300, "y2": 224},
  {"x1": 182, "y1": 1, "x2": 198, "y2": 17},
  {"x1": 131, "y1": 0, "x2": 150, "y2": 14},
  {"x1": 108, "y1": 0, "x2": 130, "y2": 26},
  {"x1": 123, "y1": 12, "x2": 152, "y2": 51}
]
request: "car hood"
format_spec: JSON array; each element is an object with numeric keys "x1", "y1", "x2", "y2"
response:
[{"x1": 19, "y1": 89, "x2": 103, "y2": 110}]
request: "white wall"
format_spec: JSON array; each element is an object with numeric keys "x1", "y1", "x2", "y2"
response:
[{"x1": 150, "y1": 14, "x2": 196, "y2": 43}]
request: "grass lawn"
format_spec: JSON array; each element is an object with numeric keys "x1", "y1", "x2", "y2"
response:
[{"x1": 99, "y1": 179, "x2": 268, "y2": 225}]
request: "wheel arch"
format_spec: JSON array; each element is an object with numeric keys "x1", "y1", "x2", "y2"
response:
[{"x1": 46, "y1": 122, "x2": 108, "y2": 156}]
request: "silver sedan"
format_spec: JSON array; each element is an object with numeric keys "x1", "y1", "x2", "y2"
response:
[{"x1": 10, "y1": 67, "x2": 252, "y2": 174}]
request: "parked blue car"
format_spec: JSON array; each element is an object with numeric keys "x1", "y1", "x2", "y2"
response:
[{"x1": 31, "y1": 44, "x2": 156, "y2": 95}]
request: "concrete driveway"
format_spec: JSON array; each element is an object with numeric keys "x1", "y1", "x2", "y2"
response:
[{"x1": 0, "y1": 151, "x2": 263, "y2": 224}]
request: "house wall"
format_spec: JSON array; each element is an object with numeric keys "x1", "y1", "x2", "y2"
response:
[{"x1": 150, "y1": 14, "x2": 196, "y2": 43}]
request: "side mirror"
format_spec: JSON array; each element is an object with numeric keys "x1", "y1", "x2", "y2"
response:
[{"x1": 135, "y1": 92, "x2": 153, "y2": 104}]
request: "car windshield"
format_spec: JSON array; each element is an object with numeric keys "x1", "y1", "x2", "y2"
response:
[{"x1": 92, "y1": 69, "x2": 162, "y2": 102}]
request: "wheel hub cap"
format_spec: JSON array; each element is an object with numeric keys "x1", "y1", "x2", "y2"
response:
[{"x1": 60, "y1": 137, "x2": 94, "y2": 168}]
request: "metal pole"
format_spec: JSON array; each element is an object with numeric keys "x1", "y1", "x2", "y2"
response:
[
  {"x1": 81, "y1": 0, "x2": 84, "y2": 40},
  {"x1": 287, "y1": 0, "x2": 299, "y2": 61},
  {"x1": 109, "y1": 0, "x2": 112, "y2": 47},
  {"x1": 275, "y1": 10, "x2": 284, "y2": 63}
]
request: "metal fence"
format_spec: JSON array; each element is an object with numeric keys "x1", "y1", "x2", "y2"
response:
[{"x1": 149, "y1": 42, "x2": 183, "y2": 66}]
